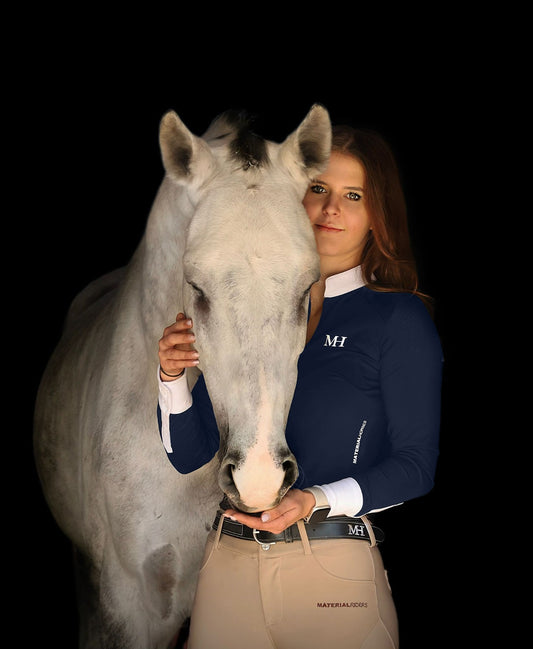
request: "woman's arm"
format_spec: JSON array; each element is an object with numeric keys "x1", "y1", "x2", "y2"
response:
[
  {"x1": 157, "y1": 314, "x2": 219, "y2": 472},
  {"x1": 354, "y1": 296, "x2": 443, "y2": 514}
]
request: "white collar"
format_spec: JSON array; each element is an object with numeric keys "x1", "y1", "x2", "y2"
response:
[{"x1": 324, "y1": 266, "x2": 366, "y2": 298}]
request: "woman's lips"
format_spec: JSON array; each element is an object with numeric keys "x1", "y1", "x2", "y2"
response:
[{"x1": 315, "y1": 224, "x2": 344, "y2": 233}]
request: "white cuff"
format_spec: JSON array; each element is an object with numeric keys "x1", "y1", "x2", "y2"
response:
[
  {"x1": 158, "y1": 367, "x2": 193, "y2": 413},
  {"x1": 158, "y1": 367, "x2": 193, "y2": 453},
  {"x1": 317, "y1": 477, "x2": 364, "y2": 518}
]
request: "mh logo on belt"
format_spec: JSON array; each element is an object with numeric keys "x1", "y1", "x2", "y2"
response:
[
  {"x1": 347, "y1": 523, "x2": 366, "y2": 537},
  {"x1": 324, "y1": 334, "x2": 348, "y2": 347}
]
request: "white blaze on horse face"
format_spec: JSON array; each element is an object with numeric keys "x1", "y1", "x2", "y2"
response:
[{"x1": 230, "y1": 369, "x2": 286, "y2": 511}]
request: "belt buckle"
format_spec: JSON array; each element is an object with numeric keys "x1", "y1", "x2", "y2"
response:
[{"x1": 253, "y1": 528, "x2": 276, "y2": 551}]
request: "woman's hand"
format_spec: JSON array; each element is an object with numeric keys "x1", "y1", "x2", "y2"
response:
[
  {"x1": 224, "y1": 489, "x2": 316, "y2": 534},
  {"x1": 158, "y1": 313, "x2": 199, "y2": 381}
]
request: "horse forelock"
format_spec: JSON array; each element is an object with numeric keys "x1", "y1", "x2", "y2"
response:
[{"x1": 204, "y1": 110, "x2": 269, "y2": 171}]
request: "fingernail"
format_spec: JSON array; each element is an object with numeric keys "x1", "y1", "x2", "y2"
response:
[{"x1": 261, "y1": 513, "x2": 270, "y2": 522}]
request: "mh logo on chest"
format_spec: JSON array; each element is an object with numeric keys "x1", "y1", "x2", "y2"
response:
[{"x1": 324, "y1": 334, "x2": 348, "y2": 347}]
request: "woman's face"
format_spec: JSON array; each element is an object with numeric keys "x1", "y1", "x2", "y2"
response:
[{"x1": 303, "y1": 151, "x2": 372, "y2": 270}]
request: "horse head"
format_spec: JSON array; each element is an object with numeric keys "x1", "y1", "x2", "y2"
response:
[{"x1": 159, "y1": 106, "x2": 331, "y2": 512}]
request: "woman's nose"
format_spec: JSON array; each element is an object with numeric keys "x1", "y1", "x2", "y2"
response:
[{"x1": 323, "y1": 195, "x2": 340, "y2": 215}]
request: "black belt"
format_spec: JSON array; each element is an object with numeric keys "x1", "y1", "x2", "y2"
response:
[{"x1": 213, "y1": 511, "x2": 384, "y2": 545}]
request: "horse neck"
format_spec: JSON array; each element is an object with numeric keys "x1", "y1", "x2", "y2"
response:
[{"x1": 128, "y1": 178, "x2": 192, "y2": 343}]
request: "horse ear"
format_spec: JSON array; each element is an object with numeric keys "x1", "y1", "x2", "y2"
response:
[
  {"x1": 159, "y1": 111, "x2": 216, "y2": 186},
  {"x1": 278, "y1": 104, "x2": 332, "y2": 182}
]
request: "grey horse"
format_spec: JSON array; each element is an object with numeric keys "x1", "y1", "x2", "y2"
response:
[{"x1": 34, "y1": 105, "x2": 331, "y2": 648}]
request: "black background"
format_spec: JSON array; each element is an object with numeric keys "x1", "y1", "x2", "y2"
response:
[{"x1": 11, "y1": 15, "x2": 495, "y2": 649}]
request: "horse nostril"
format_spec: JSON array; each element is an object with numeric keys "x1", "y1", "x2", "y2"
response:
[
  {"x1": 218, "y1": 453, "x2": 242, "y2": 504},
  {"x1": 283, "y1": 458, "x2": 297, "y2": 475},
  {"x1": 281, "y1": 455, "x2": 299, "y2": 488},
  {"x1": 219, "y1": 460, "x2": 236, "y2": 491}
]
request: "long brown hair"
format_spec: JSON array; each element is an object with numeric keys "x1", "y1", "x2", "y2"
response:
[{"x1": 331, "y1": 125, "x2": 432, "y2": 310}]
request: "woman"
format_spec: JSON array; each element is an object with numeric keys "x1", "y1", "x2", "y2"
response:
[{"x1": 158, "y1": 125, "x2": 442, "y2": 648}]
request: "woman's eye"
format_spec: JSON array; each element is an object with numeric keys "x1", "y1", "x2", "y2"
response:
[
  {"x1": 310, "y1": 184, "x2": 326, "y2": 194},
  {"x1": 346, "y1": 191, "x2": 362, "y2": 201}
]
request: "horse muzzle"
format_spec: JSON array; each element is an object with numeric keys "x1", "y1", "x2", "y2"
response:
[{"x1": 218, "y1": 446, "x2": 299, "y2": 513}]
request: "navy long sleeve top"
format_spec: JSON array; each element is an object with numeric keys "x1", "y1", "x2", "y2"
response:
[{"x1": 158, "y1": 267, "x2": 443, "y2": 516}]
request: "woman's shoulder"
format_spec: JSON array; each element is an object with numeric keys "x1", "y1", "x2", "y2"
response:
[
  {"x1": 361, "y1": 286, "x2": 428, "y2": 315},
  {"x1": 361, "y1": 288, "x2": 438, "y2": 338}
]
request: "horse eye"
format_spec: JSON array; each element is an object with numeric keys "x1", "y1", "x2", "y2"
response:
[
  {"x1": 189, "y1": 282, "x2": 204, "y2": 297},
  {"x1": 189, "y1": 282, "x2": 210, "y2": 313}
]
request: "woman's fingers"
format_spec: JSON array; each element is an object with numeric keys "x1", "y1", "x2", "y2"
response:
[{"x1": 158, "y1": 313, "x2": 199, "y2": 378}]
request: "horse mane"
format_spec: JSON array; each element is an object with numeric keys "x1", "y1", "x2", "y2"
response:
[{"x1": 204, "y1": 110, "x2": 268, "y2": 170}]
